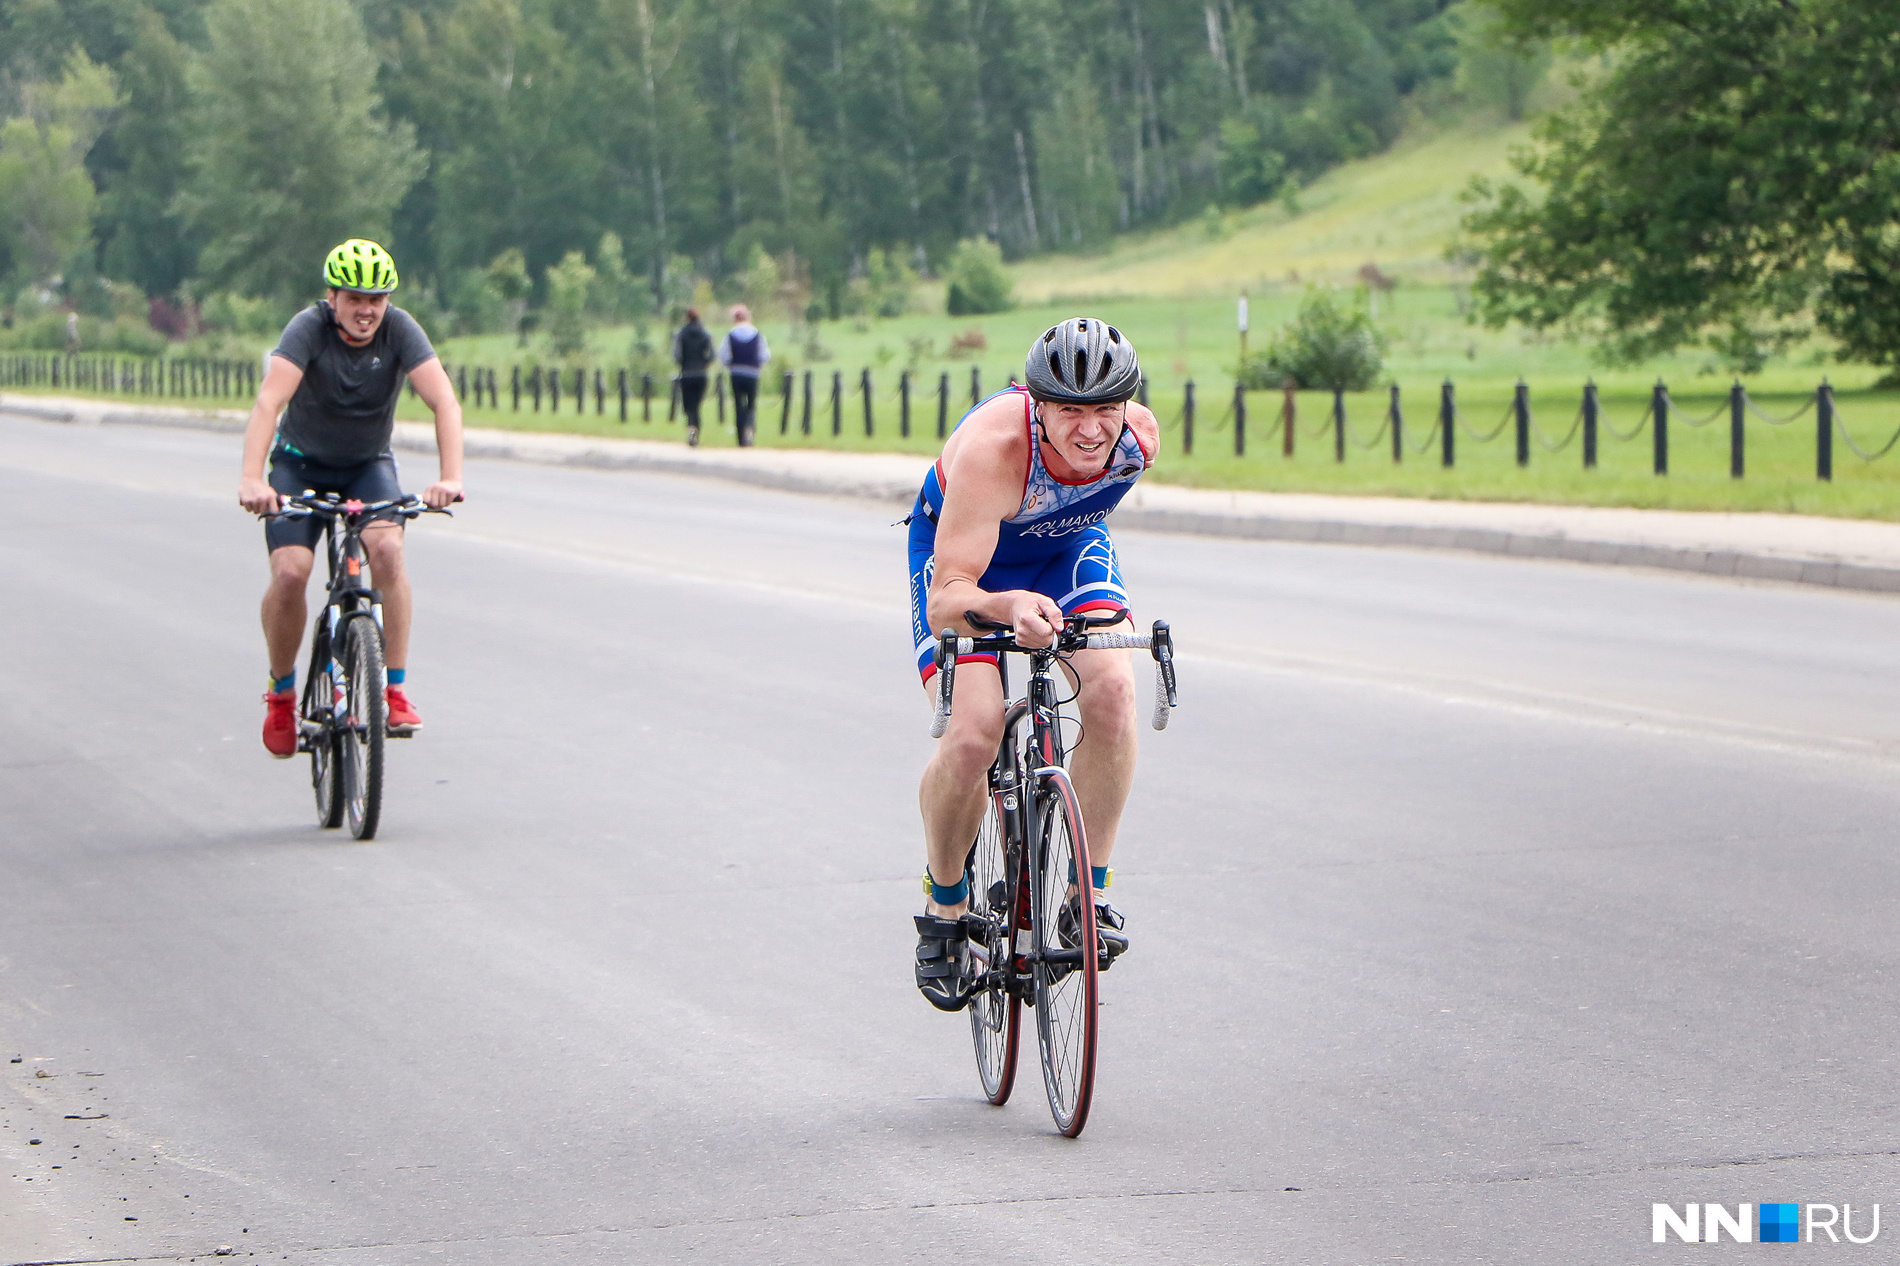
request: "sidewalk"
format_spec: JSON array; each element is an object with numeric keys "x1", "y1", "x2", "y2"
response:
[{"x1": 9, "y1": 391, "x2": 1900, "y2": 594}]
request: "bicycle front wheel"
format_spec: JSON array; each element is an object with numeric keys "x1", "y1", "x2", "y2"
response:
[
  {"x1": 338, "y1": 617, "x2": 387, "y2": 840},
  {"x1": 305, "y1": 620, "x2": 343, "y2": 829},
  {"x1": 968, "y1": 789, "x2": 1020, "y2": 1106},
  {"x1": 1030, "y1": 767, "x2": 1098, "y2": 1137}
]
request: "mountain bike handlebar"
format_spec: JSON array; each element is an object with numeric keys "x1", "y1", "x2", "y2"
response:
[
  {"x1": 265, "y1": 491, "x2": 457, "y2": 522},
  {"x1": 930, "y1": 611, "x2": 1178, "y2": 738}
]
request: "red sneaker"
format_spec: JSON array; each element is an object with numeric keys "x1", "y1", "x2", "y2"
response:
[
  {"x1": 262, "y1": 689, "x2": 298, "y2": 758},
  {"x1": 386, "y1": 685, "x2": 422, "y2": 734}
]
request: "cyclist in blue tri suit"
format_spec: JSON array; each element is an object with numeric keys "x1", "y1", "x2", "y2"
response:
[{"x1": 909, "y1": 318, "x2": 1158, "y2": 1010}]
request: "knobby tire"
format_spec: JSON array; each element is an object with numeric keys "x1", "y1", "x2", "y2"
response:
[
  {"x1": 339, "y1": 618, "x2": 387, "y2": 840},
  {"x1": 304, "y1": 618, "x2": 343, "y2": 830}
]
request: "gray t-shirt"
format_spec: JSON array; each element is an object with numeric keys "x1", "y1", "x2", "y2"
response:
[{"x1": 271, "y1": 303, "x2": 436, "y2": 466}]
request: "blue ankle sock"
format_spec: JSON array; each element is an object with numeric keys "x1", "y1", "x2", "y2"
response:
[
  {"x1": 1066, "y1": 863, "x2": 1112, "y2": 891},
  {"x1": 928, "y1": 869, "x2": 970, "y2": 906},
  {"x1": 387, "y1": 668, "x2": 405, "y2": 686},
  {"x1": 270, "y1": 671, "x2": 295, "y2": 695}
]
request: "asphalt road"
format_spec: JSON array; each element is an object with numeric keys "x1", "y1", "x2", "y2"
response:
[{"x1": 4, "y1": 414, "x2": 1900, "y2": 1264}]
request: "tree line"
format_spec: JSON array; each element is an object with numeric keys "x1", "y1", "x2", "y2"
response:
[{"x1": 0, "y1": 0, "x2": 1475, "y2": 343}]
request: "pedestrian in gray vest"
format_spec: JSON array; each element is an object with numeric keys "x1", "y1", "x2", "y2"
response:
[
  {"x1": 719, "y1": 304, "x2": 771, "y2": 447},
  {"x1": 672, "y1": 307, "x2": 715, "y2": 446}
]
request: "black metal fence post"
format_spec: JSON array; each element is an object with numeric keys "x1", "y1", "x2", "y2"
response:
[
  {"x1": 551, "y1": 367, "x2": 562, "y2": 412},
  {"x1": 512, "y1": 365, "x2": 521, "y2": 411},
  {"x1": 1390, "y1": 385, "x2": 1403, "y2": 462},
  {"x1": 970, "y1": 366, "x2": 980, "y2": 408},
  {"x1": 595, "y1": 368, "x2": 605, "y2": 415},
  {"x1": 780, "y1": 371, "x2": 793, "y2": 434},
  {"x1": 618, "y1": 369, "x2": 628, "y2": 421},
  {"x1": 1817, "y1": 379, "x2": 1834, "y2": 481},
  {"x1": 1652, "y1": 379, "x2": 1668, "y2": 475},
  {"x1": 801, "y1": 370, "x2": 813, "y2": 435},
  {"x1": 642, "y1": 372, "x2": 653, "y2": 421},
  {"x1": 716, "y1": 371, "x2": 727, "y2": 426},
  {"x1": 669, "y1": 376, "x2": 679, "y2": 422},
  {"x1": 1332, "y1": 387, "x2": 1345, "y2": 463},
  {"x1": 862, "y1": 368, "x2": 874, "y2": 436},
  {"x1": 1440, "y1": 379, "x2": 1455, "y2": 468},
  {"x1": 900, "y1": 370, "x2": 911, "y2": 439},
  {"x1": 937, "y1": 372, "x2": 949, "y2": 438},
  {"x1": 1138, "y1": 376, "x2": 1149, "y2": 407},
  {"x1": 1583, "y1": 381, "x2": 1598, "y2": 469},
  {"x1": 1729, "y1": 380, "x2": 1744, "y2": 478},
  {"x1": 1233, "y1": 381, "x2": 1246, "y2": 457},
  {"x1": 456, "y1": 364, "x2": 468, "y2": 403},
  {"x1": 831, "y1": 371, "x2": 842, "y2": 436},
  {"x1": 1514, "y1": 380, "x2": 1530, "y2": 467},
  {"x1": 1282, "y1": 378, "x2": 1296, "y2": 457},
  {"x1": 1182, "y1": 380, "x2": 1195, "y2": 456}
]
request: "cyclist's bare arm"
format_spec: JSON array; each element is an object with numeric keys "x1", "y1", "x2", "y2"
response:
[
  {"x1": 239, "y1": 356, "x2": 306, "y2": 515},
  {"x1": 927, "y1": 403, "x2": 1063, "y2": 647},
  {"x1": 1124, "y1": 401, "x2": 1162, "y2": 465},
  {"x1": 407, "y1": 358, "x2": 465, "y2": 507}
]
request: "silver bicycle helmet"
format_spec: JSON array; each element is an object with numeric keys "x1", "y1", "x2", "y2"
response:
[{"x1": 1024, "y1": 317, "x2": 1142, "y2": 404}]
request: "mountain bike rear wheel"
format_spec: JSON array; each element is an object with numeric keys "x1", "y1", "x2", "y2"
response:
[
  {"x1": 968, "y1": 790, "x2": 1020, "y2": 1105},
  {"x1": 338, "y1": 618, "x2": 387, "y2": 841},
  {"x1": 304, "y1": 620, "x2": 343, "y2": 829},
  {"x1": 1029, "y1": 767, "x2": 1097, "y2": 1137}
]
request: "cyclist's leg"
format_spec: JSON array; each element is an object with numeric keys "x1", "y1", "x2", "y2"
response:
[
  {"x1": 348, "y1": 456, "x2": 410, "y2": 668},
  {"x1": 263, "y1": 454, "x2": 328, "y2": 677},
  {"x1": 910, "y1": 507, "x2": 1009, "y2": 918},
  {"x1": 1035, "y1": 526, "x2": 1137, "y2": 867},
  {"x1": 918, "y1": 662, "x2": 1006, "y2": 917}
]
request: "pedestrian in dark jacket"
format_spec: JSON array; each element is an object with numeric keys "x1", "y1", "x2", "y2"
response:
[
  {"x1": 718, "y1": 304, "x2": 771, "y2": 447},
  {"x1": 672, "y1": 307, "x2": 715, "y2": 446}
]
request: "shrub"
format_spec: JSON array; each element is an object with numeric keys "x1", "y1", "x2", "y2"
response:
[
  {"x1": 543, "y1": 250, "x2": 596, "y2": 359},
  {"x1": 1241, "y1": 289, "x2": 1387, "y2": 390},
  {"x1": 943, "y1": 238, "x2": 1012, "y2": 316}
]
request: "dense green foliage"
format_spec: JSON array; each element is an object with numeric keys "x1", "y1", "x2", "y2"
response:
[
  {"x1": 0, "y1": 0, "x2": 1470, "y2": 333},
  {"x1": 1464, "y1": 0, "x2": 1900, "y2": 371}
]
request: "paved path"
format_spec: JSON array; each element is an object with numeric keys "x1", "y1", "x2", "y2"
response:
[
  {"x1": 8, "y1": 391, "x2": 1900, "y2": 591},
  {"x1": 4, "y1": 415, "x2": 1900, "y2": 1263}
]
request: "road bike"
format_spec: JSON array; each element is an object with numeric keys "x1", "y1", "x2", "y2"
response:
[
  {"x1": 271, "y1": 491, "x2": 451, "y2": 840},
  {"x1": 929, "y1": 609, "x2": 1178, "y2": 1136}
]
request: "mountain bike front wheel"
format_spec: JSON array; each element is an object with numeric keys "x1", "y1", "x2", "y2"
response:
[
  {"x1": 304, "y1": 619, "x2": 343, "y2": 829},
  {"x1": 1029, "y1": 766, "x2": 1098, "y2": 1137},
  {"x1": 968, "y1": 789, "x2": 1021, "y2": 1106},
  {"x1": 337, "y1": 617, "x2": 387, "y2": 840}
]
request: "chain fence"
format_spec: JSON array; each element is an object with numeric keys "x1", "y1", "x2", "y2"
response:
[{"x1": 9, "y1": 351, "x2": 1900, "y2": 482}]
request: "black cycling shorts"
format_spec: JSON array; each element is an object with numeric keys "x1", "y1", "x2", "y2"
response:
[{"x1": 265, "y1": 446, "x2": 405, "y2": 553}]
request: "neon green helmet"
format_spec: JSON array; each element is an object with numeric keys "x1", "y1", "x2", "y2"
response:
[{"x1": 323, "y1": 239, "x2": 399, "y2": 294}]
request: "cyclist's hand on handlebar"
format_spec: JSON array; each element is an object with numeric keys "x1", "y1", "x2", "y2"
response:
[
  {"x1": 1003, "y1": 591, "x2": 1064, "y2": 648},
  {"x1": 420, "y1": 479, "x2": 464, "y2": 509},
  {"x1": 239, "y1": 475, "x2": 280, "y2": 517}
]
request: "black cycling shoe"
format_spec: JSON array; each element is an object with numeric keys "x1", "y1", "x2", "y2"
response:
[
  {"x1": 914, "y1": 914, "x2": 972, "y2": 1012},
  {"x1": 1058, "y1": 897, "x2": 1131, "y2": 969}
]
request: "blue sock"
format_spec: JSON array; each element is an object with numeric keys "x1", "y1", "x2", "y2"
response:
[
  {"x1": 386, "y1": 668, "x2": 405, "y2": 686},
  {"x1": 928, "y1": 869, "x2": 970, "y2": 906},
  {"x1": 269, "y1": 671, "x2": 295, "y2": 695},
  {"x1": 1066, "y1": 863, "x2": 1113, "y2": 891}
]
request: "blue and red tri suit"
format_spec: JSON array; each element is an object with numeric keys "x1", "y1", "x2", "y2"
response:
[{"x1": 908, "y1": 387, "x2": 1153, "y2": 680}]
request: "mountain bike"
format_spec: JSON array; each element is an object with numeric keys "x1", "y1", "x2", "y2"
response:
[
  {"x1": 930, "y1": 609, "x2": 1178, "y2": 1137},
  {"x1": 271, "y1": 491, "x2": 452, "y2": 840}
]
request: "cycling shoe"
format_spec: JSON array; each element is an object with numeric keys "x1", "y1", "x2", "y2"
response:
[{"x1": 914, "y1": 914, "x2": 972, "y2": 1012}]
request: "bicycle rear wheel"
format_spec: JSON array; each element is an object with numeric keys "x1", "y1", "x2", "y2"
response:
[
  {"x1": 968, "y1": 789, "x2": 1021, "y2": 1105},
  {"x1": 304, "y1": 620, "x2": 343, "y2": 829},
  {"x1": 338, "y1": 617, "x2": 387, "y2": 840},
  {"x1": 1030, "y1": 767, "x2": 1098, "y2": 1137}
]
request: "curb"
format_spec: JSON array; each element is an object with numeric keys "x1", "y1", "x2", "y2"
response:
[{"x1": 8, "y1": 395, "x2": 1900, "y2": 596}]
